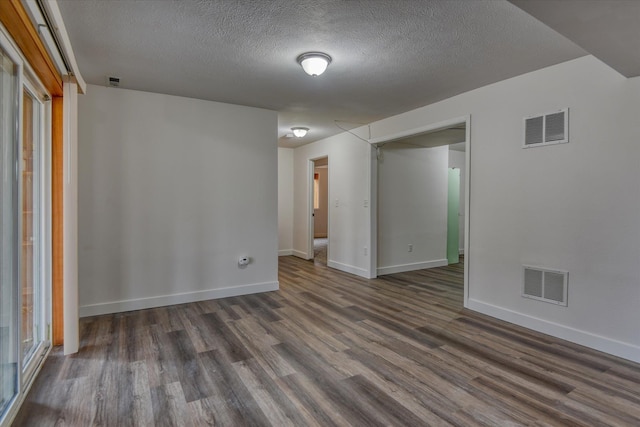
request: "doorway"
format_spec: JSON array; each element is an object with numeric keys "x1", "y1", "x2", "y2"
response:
[
  {"x1": 370, "y1": 116, "x2": 470, "y2": 305},
  {"x1": 310, "y1": 157, "x2": 329, "y2": 266}
]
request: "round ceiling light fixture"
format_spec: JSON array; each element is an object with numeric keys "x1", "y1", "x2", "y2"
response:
[
  {"x1": 297, "y1": 52, "x2": 332, "y2": 76},
  {"x1": 291, "y1": 127, "x2": 309, "y2": 138}
]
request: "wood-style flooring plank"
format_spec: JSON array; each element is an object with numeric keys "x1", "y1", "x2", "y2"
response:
[
  {"x1": 233, "y1": 357, "x2": 315, "y2": 427},
  {"x1": 150, "y1": 382, "x2": 192, "y2": 427},
  {"x1": 14, "y1": 255, "x2": 640, "y2": 426}
]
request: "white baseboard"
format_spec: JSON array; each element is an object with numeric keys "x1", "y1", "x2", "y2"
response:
[
  {"x1": 292, "y1": 250, "x2": 309, "y2": 260},
  {"x1": 467, "y1": 299, "x2": 640, "y2": 364},
  {"x1": 377, "y1": 259, "x2": 448, "y2": 276},
  {"x1": 278, "y1": 249, "x2": 293, "y2": 256},
  {"x1": 327, "y1": 260, "x2": 369, "y2": 278},
  {"x1": 79, "y1": 281, "x2": 279, "y2": 317}
]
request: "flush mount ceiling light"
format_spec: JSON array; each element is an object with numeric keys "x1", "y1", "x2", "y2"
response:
[
  {"x1": 297, "y1": 52, "x2": 332, "y2": 76},
  {"x1": 291, "y1": 127, "x2": 309, "y2": 138}
]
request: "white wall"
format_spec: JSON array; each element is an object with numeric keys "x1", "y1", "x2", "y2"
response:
[
  {"x1": 292, "y1": 133, "x2": 371, "y2": 277},
  {"x1": 278, "y1": 147, "x2": 294, "y2": 255},
  {"x1": 377, "y1": 144, "x2": 448, "y2": 274},
  {"x1": 78, "y1": 85, "x2": 278, "y2": 316},
  {"x1": 293, "y1": 56, "x2": 640, "y2": 362},
  {"x1": 448, "y1": 149, "x2": 466, "y2": 253},
  {"x1": 368, "y1": 56, "x2": 640, "y2": 362}
]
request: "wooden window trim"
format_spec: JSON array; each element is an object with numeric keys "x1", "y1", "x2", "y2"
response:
[{"x1": 0, "y1": 0, "x2": 63, "y2": 96}]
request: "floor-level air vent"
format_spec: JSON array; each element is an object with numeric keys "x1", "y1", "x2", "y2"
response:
[
  {"x1": 106, "y1": 76, "x2": 120, "y2": 88},
  {"x1": 522, "y1": 265, "x2": 568, "y2": 306},
  {"x1": 523, "y1": 108, "x2": 568, "y2": 148}
]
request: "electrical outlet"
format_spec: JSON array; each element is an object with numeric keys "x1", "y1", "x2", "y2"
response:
[
  {"x1": 408, "y1": 244, "x2": 413, "y2": 252},
  {"x1": 364, "y1": 199, "x2": 369, "y2": 208},
  {"x1": 364, "y1": 247, "x2": 368, "y2": 256}
]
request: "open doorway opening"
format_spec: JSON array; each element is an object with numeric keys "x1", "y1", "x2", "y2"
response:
[
  {"x1": 370, "y1": 116, "x2": 470, "y2": 305},
  {"x1": 311, "y1": 157, "x2": 329, "y2": 266}
]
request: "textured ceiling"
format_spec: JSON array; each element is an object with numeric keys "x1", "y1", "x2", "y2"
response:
[{"x1": 57, "y1": 0, "x2": 587, "y2": 147}]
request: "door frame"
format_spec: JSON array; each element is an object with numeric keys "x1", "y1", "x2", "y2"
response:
[{"x1": 368, "y1": 115, "x2": 472, "y2": 306}]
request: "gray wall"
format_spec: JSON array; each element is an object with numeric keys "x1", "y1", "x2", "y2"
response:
[{"x1": 78, "y1": 85, "x2": 278, "y2": 315}]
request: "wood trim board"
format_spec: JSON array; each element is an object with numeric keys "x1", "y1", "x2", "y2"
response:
[
  {"x1": 0, "y1": 0, "x2": 63, "y2": 96},
  {"x1": 52, "y1": 96, "x2": 64, "y2": 345}
]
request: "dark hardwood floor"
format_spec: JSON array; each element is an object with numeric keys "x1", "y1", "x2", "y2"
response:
[{"x1": 14, "y1": 256, "x2": 640, "y2": 426}]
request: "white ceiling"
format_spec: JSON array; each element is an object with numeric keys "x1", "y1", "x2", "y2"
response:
[{"x1": 58, "y1": 0, "x2": 628, "y2": 148}]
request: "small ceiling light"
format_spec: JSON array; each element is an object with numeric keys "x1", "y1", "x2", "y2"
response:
[
  {"x1": 297, "y1": 52, "x2": 332, "y2": 76},
  {"x1": 291, "y1": 127, "x2": 309, "y2": 138}
]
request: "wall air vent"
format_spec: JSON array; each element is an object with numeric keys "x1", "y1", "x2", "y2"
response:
[
  {"x1": 523, "y1": 108, "x2": 568, "y2": 148},
  {"x1": 106, "y1": 76, "x2": 120, "y2": 88},
  {"x1": 522, "y1": 265, "x2": 568, "y2": 306}
]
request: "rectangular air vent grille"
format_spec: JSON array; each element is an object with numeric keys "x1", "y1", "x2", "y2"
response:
[
  {"x1": 522, "y1": 265, "x2": 568, "y2": 306},
  {"x1": 106, "y1": 76, "x2": 120, "y2": 87},
  {"x1": 523, "y1": 108, "x2": 568, "y2": 148}
]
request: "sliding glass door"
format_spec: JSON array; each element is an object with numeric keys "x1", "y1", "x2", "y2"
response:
[
  {"x1": 0, "y1": 30, "x2": 50, "y2": 425},
  {"x1": 0, "y1": 42, "x2": 19, "y2": 421}
]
